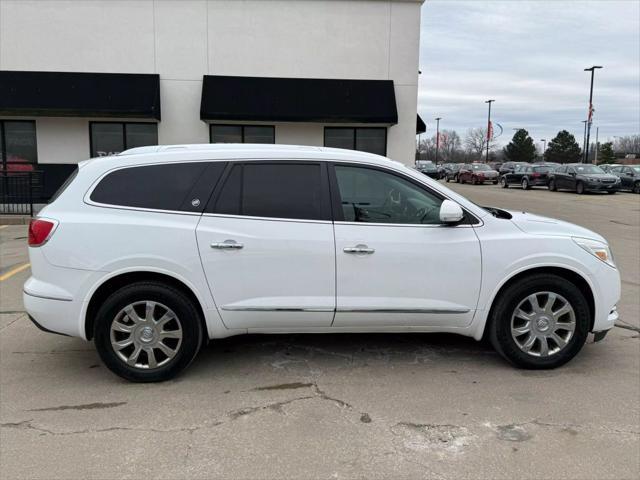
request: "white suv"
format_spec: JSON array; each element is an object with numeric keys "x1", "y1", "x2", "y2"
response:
[{"x1": 24, "y1": 145, "x2": 620, "y2": 382}]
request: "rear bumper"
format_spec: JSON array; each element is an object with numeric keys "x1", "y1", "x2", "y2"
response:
[{"x1": 23, "y1": 288, "x2": 84, "y2": 338}]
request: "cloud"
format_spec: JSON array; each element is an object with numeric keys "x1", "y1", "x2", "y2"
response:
[{"x1": 417, "y1": 0, "x2": 640, "y2": 146}]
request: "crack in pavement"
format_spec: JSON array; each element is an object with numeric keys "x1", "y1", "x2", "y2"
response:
[
  {"x1": 28, "y1": 402, "x2": 127, "y2": 412},
  {"x1": 230, "y1": 383, "x2": 354, "y2": 419},
  {"x1": 0, "y1": 419, "x2": 223, "y2": 437}
]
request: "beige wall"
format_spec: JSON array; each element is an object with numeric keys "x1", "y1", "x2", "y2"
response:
[{"x1": 0, "y1": 0, "x2": 423, "y2": 164}]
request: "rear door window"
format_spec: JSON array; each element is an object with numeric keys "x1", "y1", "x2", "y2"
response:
[
  {"x1": 90, "y1": 162, "x2": 225, "y2": 212},
  {"x1": 210, "y1": 162, "x2": 330, "y2": 221}
]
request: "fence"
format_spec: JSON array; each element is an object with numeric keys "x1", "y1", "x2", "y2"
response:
[{"x1": 0, "y1": 171, "x2": 43, "y2": 216}]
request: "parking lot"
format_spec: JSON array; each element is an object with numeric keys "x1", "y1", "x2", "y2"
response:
[{"x1": 1, "y1": 184, "x2": 638, "y2": 479}]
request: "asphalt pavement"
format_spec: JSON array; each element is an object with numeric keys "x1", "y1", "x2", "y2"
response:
[{"x1": 1, "y1": 184, "x2": 638, "y2": 479}]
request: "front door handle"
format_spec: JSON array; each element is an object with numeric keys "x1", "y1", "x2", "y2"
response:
[
  {"x1": 211, "y1": 240, "x2": 244, "y2": 250},
  {"x1": 344, "y1": 244, "x2": 375, "y2": 254}
]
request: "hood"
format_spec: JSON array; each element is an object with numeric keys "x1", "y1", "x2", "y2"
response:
[{"x1": 508, "y1": 210, "x2": 606, "y2": 243}]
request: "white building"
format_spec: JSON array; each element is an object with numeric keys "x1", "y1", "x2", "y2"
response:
[{"x1": 0, "y1": 0, "x2": 425, "y2": 199}]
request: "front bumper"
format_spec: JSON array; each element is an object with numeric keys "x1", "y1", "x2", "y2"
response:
[{"x1": 585, "y1": 183, "x2": 619, "y2": 192}]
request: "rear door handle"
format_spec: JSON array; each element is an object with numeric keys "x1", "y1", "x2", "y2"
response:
[
  {"x1": 211, "y1": 240, "x2": 244, "y2": 250},
  {"x1": 344, "y1": 244, "x2": 375, "y2": 254}
]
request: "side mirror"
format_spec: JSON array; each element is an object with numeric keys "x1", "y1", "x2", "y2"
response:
[{"x1": 440, "y1": 199, "x2": 464, "y2": 224}]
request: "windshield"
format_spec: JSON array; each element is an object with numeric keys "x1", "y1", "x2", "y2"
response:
[
  {"x1": 575, "y1": 165, "x2": 605, "y2": 174},
  {"x1": 471, "y1": 164, "x2": 491, "y2": 171},
  {"x1": 632, "y1": 166, "x2": 640, "y2": 173},
  {"x1": 532, "y1": 166, "x2": 551, "y2": 173}
]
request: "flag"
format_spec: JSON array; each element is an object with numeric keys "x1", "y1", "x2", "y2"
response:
[
  {"x1": 487, "y1": 121, "x2": 494, "y2": 140},
  {"x1": 588, "y1": 103, "x2": 594, "y2": 123}
]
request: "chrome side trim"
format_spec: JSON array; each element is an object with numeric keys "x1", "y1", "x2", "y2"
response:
[
  {"x1": 220, "y1": 306, "x2": 469, "y2": 314},
  {"x1": 221, "y1": 306, "x2": 334, "y2": 312},
  {"x1": 23, "y1": 290, "x2": 73, "y2": 302},
  {"x1": 336, "y1": 307, "x2": 470, "y2": 314}
]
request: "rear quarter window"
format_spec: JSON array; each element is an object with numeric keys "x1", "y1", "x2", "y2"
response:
[{"x1": 90, "y1": 162, "x2": 224, "y2": 212}]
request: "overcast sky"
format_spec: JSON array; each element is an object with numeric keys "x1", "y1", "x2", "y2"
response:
[{"x1": 418, "y1": 0, "x2": 640, "y2": 148}]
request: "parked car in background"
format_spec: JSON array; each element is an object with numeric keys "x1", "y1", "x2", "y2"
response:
[
  {"x1": 599, "y1": 164, "x2": 622, "y2": 173},
  {"x1": 489, "y1": 161, "x2": 503, "y2": 172},
  {"x1": 459, "y1": 163, "x2": 499, "y2": 184},
  {"x1": 444, "y1": 163, "x2": 463, "y2": 182},
  {"x1": 609, "y1": 165, "x2": 640, "y2": 193},
  {"x1": 532, "y1": 162, "x2": 561, "y2": 171},
  {"x1": 418, "y1": 162, "x2": 440, "y2": 179},
  {"x1": 24, "y1": 144, "x2": 620, "y2": 381},
  {"x1": 549, "y1": 164, "x2": 620, "y2": 194},
  {"x1": 501, "y1": 164, "x2": 555, "y2": 189},
  {"x1": 500, "y1": 161, "x2": 530, "y2": 176}
]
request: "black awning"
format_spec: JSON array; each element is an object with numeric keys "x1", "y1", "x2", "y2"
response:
[
  {"x1": 416, "y1": 114, "x2": 426, "y2": 134},
  {"x1": 0, "y1": 71, "x2": 161, "y2": 120},
  {"x1": 200, "y1": 75, "x2": 397, "y2": 124}
]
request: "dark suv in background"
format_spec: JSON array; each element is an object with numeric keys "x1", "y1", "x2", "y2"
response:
[
  {"x1": 499, "y1": 161, "x2": 530, "y2": 176},
  {"x1": 609, "y1": 165, "x2": 640, "y2": 193},
  {"x1": 501, "y1": 164, "x2": 556, "y2": 189},
  {"x1": 549, "y1": 164, "x2": 620, "y2": 194}
]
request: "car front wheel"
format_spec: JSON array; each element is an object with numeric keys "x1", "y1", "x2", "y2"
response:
[
  {"x1": 94, "y1": 281, "x2": 203, "y2": 382},
  {"x1": 488, "y1": 274, "x2": 590, "y2": 369},
  {"x1": 576, "y1": 181, "x2": 585, "y2": 194},
  {"x1": 633, "y1": 182, "x2": 640, "y2": 194},
  {"x1": 522, "y1": 178, "x2": 530, "y2": 190}
]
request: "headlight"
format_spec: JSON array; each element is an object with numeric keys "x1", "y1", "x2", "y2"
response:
[{"x1": 573, "y1": 237, "x2": 616, "y2": 268}]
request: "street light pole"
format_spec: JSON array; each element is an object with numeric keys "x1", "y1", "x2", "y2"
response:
[
  {"x1": 584, "y1": 65, "x2": 603, "y2": 163},
  {"x1": 435, "y1": 117, "x2": 442, "y2": 164},
  {"x1": 485, "y1": 100, "x2": 495, "y2": 163}
]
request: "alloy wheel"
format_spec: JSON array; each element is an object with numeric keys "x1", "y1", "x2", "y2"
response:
[
  {"x1": 510, "y1": 291, "x2": 576, "y2": 357},
  {"x1": 109, "y1": 301, "x2": 183, "y2": 369}
]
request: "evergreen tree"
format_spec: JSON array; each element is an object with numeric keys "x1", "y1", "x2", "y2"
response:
[
  {"x1": 503, "y1": 129, "x2": 537, "y2": 163},
  {"x1": 544, "y1": 130, "x2": 582, "y2": 164},
  {"x1": 598, "y1": 142, "x2": 616, "y2": 164}
]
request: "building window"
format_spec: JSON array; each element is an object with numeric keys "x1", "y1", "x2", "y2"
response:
[
  {"x1": 324, "y1": 127, "x2": 387, "y2": 156},
  {"x1": 210, "y1": 125, "x2": 275, "y2": 144},
  {"x1": 89, "y1": 122, "x2": 158, "y2": 157},
  {"x1": 0, "y1": 120, "x2": 38, "y2": 171}
]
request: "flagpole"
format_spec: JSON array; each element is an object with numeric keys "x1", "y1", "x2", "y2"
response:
[
  {"x1": 584, "y1": 65, "x2": 603, "y2": 163},
  {"x1": 485, "y1": 99, "x2": 495, "y2": 163}
]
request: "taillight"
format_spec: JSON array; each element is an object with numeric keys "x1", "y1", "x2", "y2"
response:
[
  {"x1": 28, "y1": 218, "x2": 57, "y2": 247},
  {"x1": 532, "y1": 173, "x2": 541, "y2": 178}
]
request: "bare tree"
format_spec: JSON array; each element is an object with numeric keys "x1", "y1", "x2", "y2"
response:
[
  {"x1": 464, "y1": 128, "x2": 490, "y2": 159},
  {"x1": 613, "y1": 135, "x2": 640, "y2": 155},
  {"x1": 439, "y1": 130, "x2": 462, "y2": 162}
]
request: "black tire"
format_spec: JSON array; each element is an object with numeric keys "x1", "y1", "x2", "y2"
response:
[
  {"x1": 576, "y1": 181, "x2": 585, "y2": 194},
  {"x1": 522, "y1": 178, "x2": 530, "y2": 190},
  {"x1": 456, "y1": 174, "x2": 460, "y2": 183},
  {"x1": 445, "y1": 176, "x2": 450, "y2": 183},
  {"x1": 633, "y1": 182, "x2": 640, "y2": 194},
  {"x1": 472, "y1": 176, "x2": 478, "y2": 185},
  {"x1": 488, "y1": 274, "x2": 590, "y2": 369},
  {"x1": 93, "y1": 281, "x2": 203, "y2": 382},
  {"x1": 492, "y1": 180, "x2": 498, "y2": 185},
  {"x1": 548, "y1": 179, "x2": 556, "y2": 191},
  {"x1": 501, "y1": 177, "x2": 509, "y2": 188},
  {"x1": 607, "y1": 190, "x2": 616, "y2": 195}
]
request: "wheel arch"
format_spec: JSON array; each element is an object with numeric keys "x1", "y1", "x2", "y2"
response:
[
  {"x1": 481, "y1": 266, "x2": 595, "y2": 340},
  {"x1": 84, "y1": 271, "x2": 208, "y2": 342}
]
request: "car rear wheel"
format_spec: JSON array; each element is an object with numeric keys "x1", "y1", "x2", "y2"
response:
[
  {"x1": 548, "y1": 179, "x2": 556, "y2": 191},
  {"x1": 501, "y1": 177, "x2": 508, "y2": 188},
  {"x1": 445, "y1": 176, "x2": 450, "y2": 182},
  {"x1": 522, "y1": 178, "x2": 530, "y2": 190},
  {"x1": 472, "y1": 176, "x2": 478, "y2": 185},
  {"x1": 576, "y1": 181, "x2": 585, "y2": 194},
  {"x1": 488, "y1": 274, "x2": 590, "y2": 369},
  {"x1": 94, "y1": 282, "x2": 203, "y2": 382}
]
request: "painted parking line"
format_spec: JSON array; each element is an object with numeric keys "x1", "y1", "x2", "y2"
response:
[
  {"x1": 0, "y1": 263, "x2": 30, "y2": 282},
  {"x1": 0, "y1": 225, "x2": 9, "y2": 230}
]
